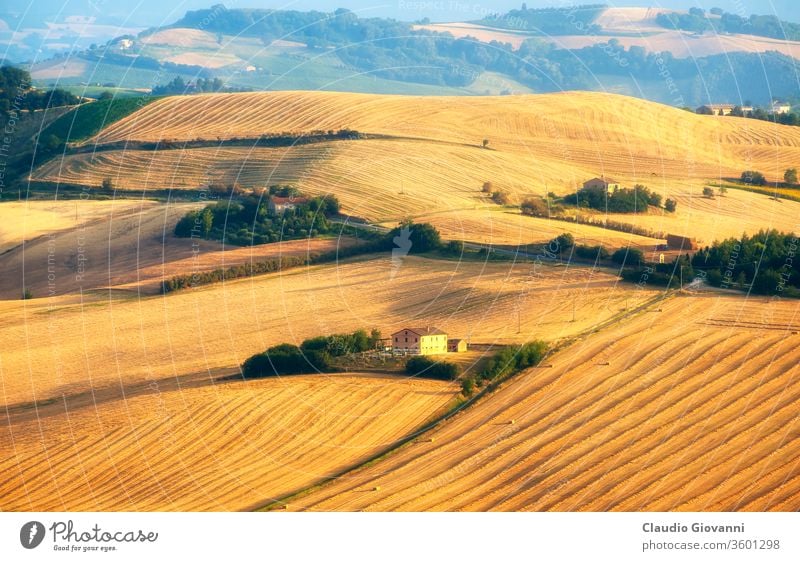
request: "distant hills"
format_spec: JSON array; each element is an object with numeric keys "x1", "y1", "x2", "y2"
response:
[{"x1": 12, "y1": 4, "x2": 800, "y2": 107}]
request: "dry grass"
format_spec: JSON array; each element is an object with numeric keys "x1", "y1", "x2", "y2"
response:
[
  {"x1": 0, "y1": 200, "x2": 151, "y2": 253},
  {"x1": 284, "y1": 293, "x2": 800, "y2": 511},
  {"x1": 0, "y1": 256, "x2": 655, "y2": 409},
  {"x1": 29, "y1": 91, "x2": 800, "y2": 247},
  {"x1": 139, "y1": 28, "x2": 222, "y2": 49},
  {"x1": 591, "y1": 188, "x2": 800, "y2": 245},
  {"x1": 416, "y1": 209, "x2": 664, "y2": 249},
  {"x1": 0, "y1": 199, "x2": 355, "y2": 298},
  {"x1": 0, "y1": 254, "x2": 656, "y2": 511},
  {"x1": 163, "y1": 52, "x2": 241, "y2": 69},
  {"x1": 0, "y1": 374, "x2": 456, "y2": 511}
]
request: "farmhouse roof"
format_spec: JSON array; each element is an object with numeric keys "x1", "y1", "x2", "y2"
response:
[
  {"x1": 270, "y1": 195, "x2": 309, "y2": 205},
  {"x1": 585, "y1": 176, "x2": 618, "y2": 184},
  {"x1": 394, "y1": 327, "x2": 447, "y2": 336}
]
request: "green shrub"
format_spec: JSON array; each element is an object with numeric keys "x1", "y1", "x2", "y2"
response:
[
  {"x1": 406, "y1": 356, "x2": 461, "y2": 381},
  {"x1": 574, "y1": 244, "x2": 609, "y2": 260},
  {"x1": 611, "y1": 247, "x2": 645, "y2": 267}
]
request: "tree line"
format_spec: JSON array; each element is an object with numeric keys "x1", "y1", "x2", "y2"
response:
[
  {"x1": 657, "y1": 7, "x2": 800, "y2": 41},
  {"x1": 167, "y1": 6, "x2": 798, "y2": 103},
  {"x1": 173, "y1": 186, "x2": 340, "y2": 246},
  {"x1": 559, "y1": 183, "x2": 676, "y2": 214},
  {"x1": 0, "y1": 65, "x2": 80, "y2": 118},
  {"x1": 241, "y1": 329, "x2": 382, "y2": 377}
]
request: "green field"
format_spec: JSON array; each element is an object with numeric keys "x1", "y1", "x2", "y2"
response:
[{"x1": 41, "y1": 95, "x2": 161, "y2": 144}]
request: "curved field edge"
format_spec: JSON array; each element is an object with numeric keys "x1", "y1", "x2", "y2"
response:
[
  {"x1": 268, "y1": 293, "x2": 800, "y2": 512},
  {"x1": 0, "y1": 375, "x2": 457, "y2": 511},
  {"x1": 254, "y1": 290, "x2": 674, "y2": 511}
]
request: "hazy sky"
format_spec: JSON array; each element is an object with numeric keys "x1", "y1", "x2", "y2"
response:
[{"x1": 6, "y1": 0, "x2": 800, "y2": 26}]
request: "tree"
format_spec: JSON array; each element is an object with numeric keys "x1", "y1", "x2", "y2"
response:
[
  {"x1": 444, "y1": 240, "x2": 464, "y2": 255},
  {"x1": 491, "y1": 190, "x2": 511, "y2": 205},
  {"x1": 22, "y1": 288, "x2": 33, "y2": 300},
  {"x1": 612, "y1": 247, "x2": 645, "y2": 267},
  {"x1": 741, "y1": 170, "x2": 766, "y2": 186},
  {"x1": 369, "y1": 328, "x2": 382, "y2": 349},
  {"x1": 97, "y1": 91, "x2": 113, "y2": 101},
  {"x1": 664, "y1": 198, "x2": 677, "y2": 212},
  {"x1": 551, "y1": 233, "x2": 574, "y2": 252},
  {"x1": 481, "y1": 181, "x2": 493, "y2": 193},
  {"x1": 784, "y1": 168, "x2": 798, "y2": 185},
  {"x1": 101, "y1": 177, "x2": 114, "y2": 192},
  {"x1": 702, "y1": 186, "x2": 715, "y2": 198},
  {"x1": 482, "y1": 138, "x2": 489, "y2": 148},
  {"x1": 461, "y1": 377, "x2": 475, "y2": 397},
  {"x1": 200, "y1": 207, "x2": 214, "y2": 237},
  {"x1": 718, "y1": 185, "x2": 728, "y2": 196},
  {"x1": 520, "y1": 197, "x2": 549, "y2": 217}
]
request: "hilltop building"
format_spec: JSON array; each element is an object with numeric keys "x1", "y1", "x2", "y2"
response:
[
  {"x1": 770, "y1": 100, "x2": 792, "y2": 115},
  {"x1": 583, "y1": 176, "x2": 620, "y2": 192},
  {"x1": 697, "y1": 103, "x2": 735, "y2": 116},
  {"x1": 392, "y1": 327, "x2": 447, "y2": 355}
]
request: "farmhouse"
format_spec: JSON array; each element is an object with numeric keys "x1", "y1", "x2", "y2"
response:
[
  {"x1": 448, "y1": 338, "x2": 467, "y2": 353},
  {"x1": 770, "y1": 100, "x2": 791, "y2": 115},
  {"x1": 696, "y1": 103, "x2": 734, "y2": 116},
  {"x1": 583, "y1": 176, "x2": 620, "y2": 191},
  {"x1": 392, "y1": 327, "x2": 447, "y2": 355},
  {"x1": 268, "y1": 195, "x2": 309, "y2": 215},
  {"x1": 666, "y1": 234, "x2": 698, "y2": 250}
]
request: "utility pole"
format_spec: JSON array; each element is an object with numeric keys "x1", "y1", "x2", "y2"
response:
[{"x1": 572, "y1": 299, "x2": 576, "y2": 322}]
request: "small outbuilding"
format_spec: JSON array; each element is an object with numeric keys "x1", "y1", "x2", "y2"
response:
[
  {"x1": 666, "y1": 234, "x2": 698, "y2": 251},
  {"x1": 448, "y1": 338, "x2": 467, "y2": 353}
]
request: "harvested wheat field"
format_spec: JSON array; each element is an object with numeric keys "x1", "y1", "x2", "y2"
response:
[
  {"x1": 0, "y1": 374, "x2": 456, "y2": 511},
  {"x1": 30, "y1": 91, "x2": 800, "y2": 247},
  {"x1": 0, "y1": 200, "x2": 147, "y2": 253},
  {"x1": 0, "y1": 198, "x2": 357, "y2": 298},
  {"x1": 0, "y1": 255, "x2": 656, "y2": 409},
  {"x1": 83, "y1": 91, "x2": 800, "y2": 186},
  {"x1": 283, "y1": 293, "x2": 800, "y2": 512},
  {"x1": 416, "y1": 209, "x2": 664, "y2": 249},
  {"x1": 594, "y1": 187, "x2": 800, "y2": 245}
]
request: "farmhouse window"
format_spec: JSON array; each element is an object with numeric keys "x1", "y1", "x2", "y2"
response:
[{"x1": 415, "y1": 338, "x2": 418, "y2": 342}]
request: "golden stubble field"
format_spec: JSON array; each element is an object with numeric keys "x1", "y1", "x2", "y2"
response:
[
  {"x1": 0, "y1": 199, "x2": 358, "y2": 299},
  {"x1": 0, "y1": 374, "x2": 456, "y2": 511},
  {"x1": 0, "y1": 254, "x2": 657, "y2": 511},
  {"x1": 29, "y1": 90, "x2": 800, "y2": 248},
  {"x1": 283, "y1": 293, "x2": 800, "y2": 512},
  {"x1": 0, "y1": 255, "x2": 657, "y2": 408}
]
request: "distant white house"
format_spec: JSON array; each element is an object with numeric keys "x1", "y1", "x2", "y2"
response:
[
  {"x1": 268, "y1": 195, "x2": 309, "y2": 215},
  {"x1": 770, "y1": 100, "x2": 792, "y2": 115}
]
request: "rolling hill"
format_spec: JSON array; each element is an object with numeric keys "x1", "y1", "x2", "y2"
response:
[
  {"x1": 28, "y1": 90, "x2": 800, "y2": 248},
  {"x1": 275, "y1": 293, "x2": 800, "y2": 512}
]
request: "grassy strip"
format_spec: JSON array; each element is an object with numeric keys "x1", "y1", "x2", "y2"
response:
[
  {"x1": 540, "y1": 212, "x2": 666, "y2": 240},
  {"x1": 253, "y1": 290, "x2": 673, "y2": 511},
  {"x1": 41, "y1": 96, "x2": 160, "y2": 144},
  {"x1": 716, "y1": 181, "x2": 800, "y2": 204}
]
